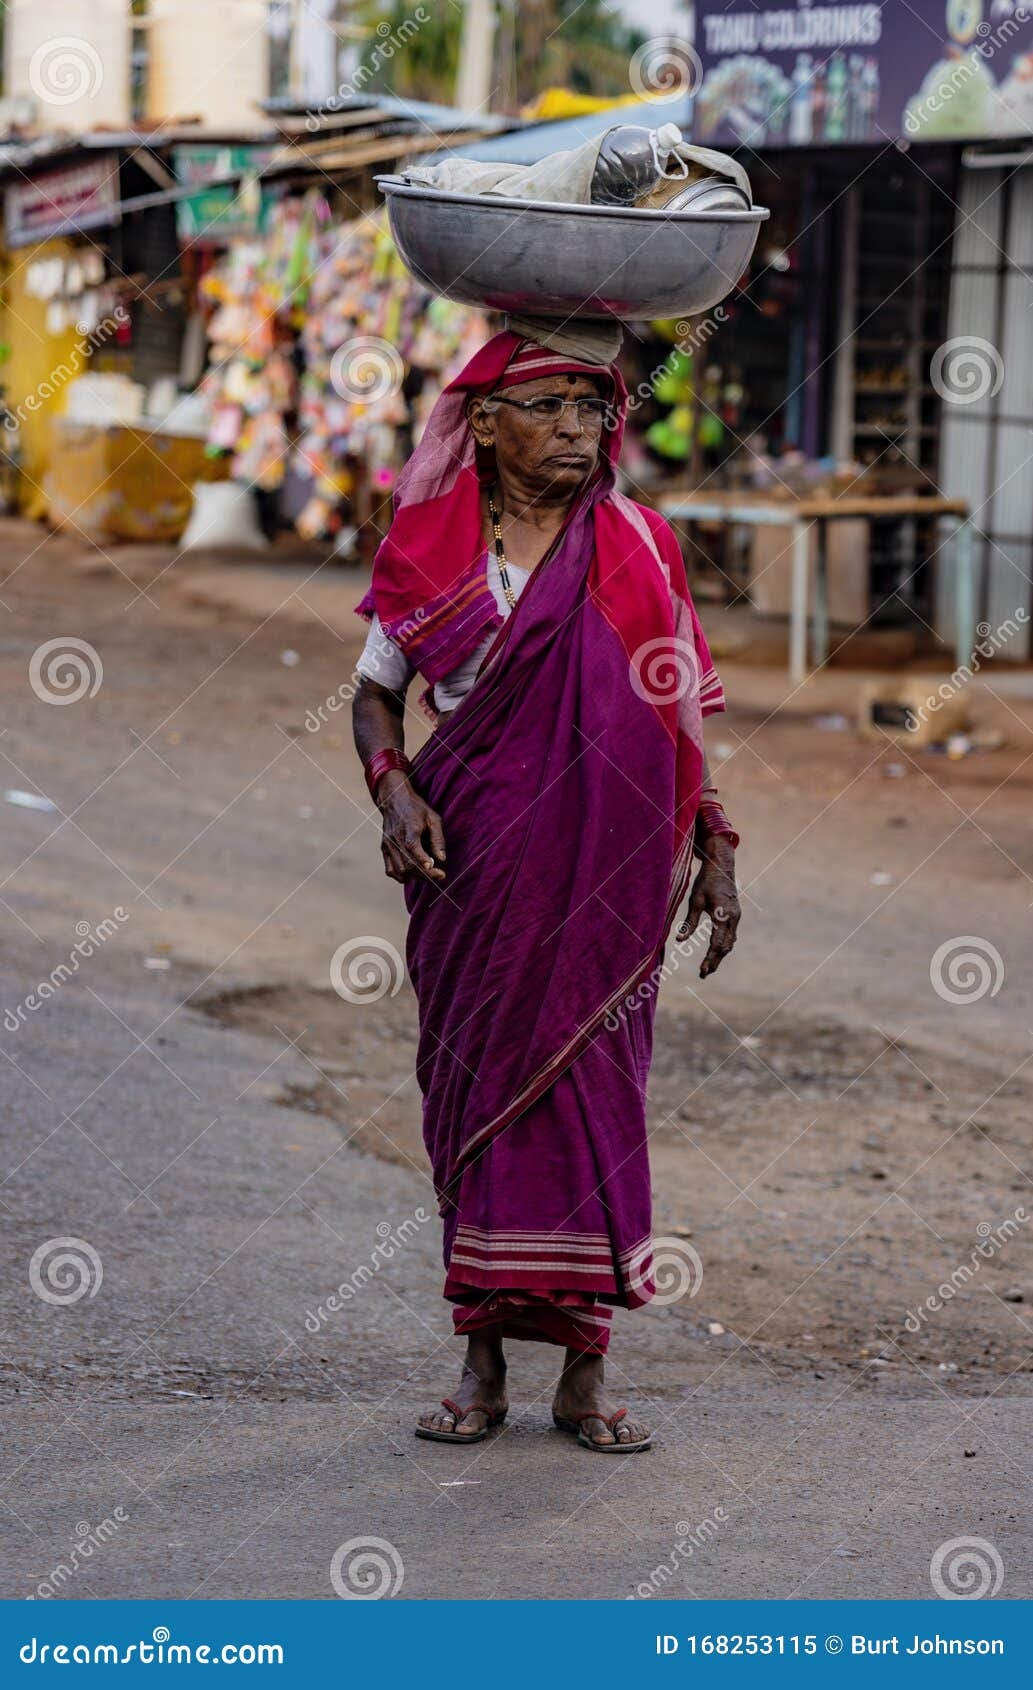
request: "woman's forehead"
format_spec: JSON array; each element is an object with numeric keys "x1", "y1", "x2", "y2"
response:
[{"x1": 497, "y1": 372, "x2": 605, "y2": 399}]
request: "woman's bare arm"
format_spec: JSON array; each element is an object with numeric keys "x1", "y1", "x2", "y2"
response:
[
  {"x1": 678, "y1": 742, "x2": 740, "y2": 976},
  {"x1": 352, "y1": 678, "x2": 446, "y2": 882}
]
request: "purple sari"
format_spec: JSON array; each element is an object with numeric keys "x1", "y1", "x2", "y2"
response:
[
  {"x1": 404, "y1": 491, "x2": 718, "y2": 1352},
  {"x1": 359, "y1": 332, "x2": 723, "y2": 1353}
]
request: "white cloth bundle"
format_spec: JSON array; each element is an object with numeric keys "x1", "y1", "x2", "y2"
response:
[
  {"x1": 400, "y1": 126, "x2": 752, "y2": 363},
  {"x1": 403, "y1": 125, "x2": 751, "y2": 207}
]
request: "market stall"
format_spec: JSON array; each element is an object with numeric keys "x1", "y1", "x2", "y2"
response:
[
  {"x1": 0, "y1": 98, "x2": 508, "y2": 543},
  {"x1": 659, "y1": 487, "x2": 972, "y2": 684},
  {"x1": 198, "y1": 191, "x2": 489, "y2": 557},
  {"x1": 680, "y1": 0, "x2": 1033, "y2": 655},
  {"x1": 0, "y1": 135, "x2": 269, "y2": 534},
  {"x1": 0, "y1": 150, "x2": 128, "y2": 506}
]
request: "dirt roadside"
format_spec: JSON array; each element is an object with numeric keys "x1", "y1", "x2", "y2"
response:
[
  {"x1": 2, "y1": 520, "x2": 1032, "y2": 1600},
  {"x1": 8, "y1": 521, "x2": 1033, "y2": 1382},
  {"x1": 176, "y1": 536, "x2": 1033, "y2": 1384}
]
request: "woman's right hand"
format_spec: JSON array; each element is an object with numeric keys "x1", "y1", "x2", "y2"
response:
[{"x1": 377, "y1": 772, "x2": 447, "y2": 883}]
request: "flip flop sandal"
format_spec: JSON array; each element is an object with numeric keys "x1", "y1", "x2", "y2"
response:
[
  {"x1": 553, "y1": 1407, "x2": 651, "y2": 1453},
  {"x1": 415, "y1": 1397, "x2": 507, "y2": 1444}
]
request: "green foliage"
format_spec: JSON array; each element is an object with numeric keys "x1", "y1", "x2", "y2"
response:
[
  {"x1": 512, "y1": 0, "x2": 646, "y2": 105},
  {"x1": 356, "y1": 0, "x2": 646, "y2": 107},
  {"x1": 355, "y1": 1, "x2": 463, "y2": 102}
]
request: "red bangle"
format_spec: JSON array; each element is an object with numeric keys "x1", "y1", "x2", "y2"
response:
[
  {"x1": 696, "y1": 800, "x2": 740, "y2": 852},
  {"x1": 364, "y1": 748, "x2": 411, "y2": 801}
]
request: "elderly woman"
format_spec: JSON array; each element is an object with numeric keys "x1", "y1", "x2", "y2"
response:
[{"x1": 352, "y1": 331, "x2": 739, "y2": 1453}]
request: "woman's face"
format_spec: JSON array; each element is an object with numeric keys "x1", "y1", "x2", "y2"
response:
[{"x1": 468, "y1": 373, "x2": 608, "y2": 498}]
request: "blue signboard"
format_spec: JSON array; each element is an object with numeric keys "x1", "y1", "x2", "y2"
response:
[{"x1": 692, "y1": 0, "x2": 1033, "y2": 147}]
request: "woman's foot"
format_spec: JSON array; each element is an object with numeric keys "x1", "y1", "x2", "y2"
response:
[
  {"x1": 416, "y1": 1331, "x2": 508, "y2": 1439},
  {"x1": 552, "y1": 1351, "x2": 651, "y2": 1449}
]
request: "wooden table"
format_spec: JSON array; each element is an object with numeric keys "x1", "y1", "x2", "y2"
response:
[{"x1": 658, "y1": 491, "x2": 973, "y2": 684}]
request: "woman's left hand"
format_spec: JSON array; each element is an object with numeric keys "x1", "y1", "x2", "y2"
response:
[{"x1": 677, "y1": 838, "x2": 741, "y2": 977}]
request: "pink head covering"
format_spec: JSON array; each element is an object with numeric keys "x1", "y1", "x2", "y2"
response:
[
  {"x1": 356, "y1": 330, "x2": 627, "y2": 687},
  {"x1": 494, "y1": 336, "x2": 617, "y2": 391}
]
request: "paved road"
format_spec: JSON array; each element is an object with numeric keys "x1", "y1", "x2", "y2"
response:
[{"x1": 0, "y1": 525, "x2": 1029, "y2": 1602}]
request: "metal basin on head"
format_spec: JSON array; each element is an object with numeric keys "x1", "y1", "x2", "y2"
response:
[{"x1": 377, "y1": 175, "x2": 770, "y2": 321}]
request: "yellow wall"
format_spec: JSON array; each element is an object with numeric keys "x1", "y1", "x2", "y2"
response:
[{"x1": 1, "y1": 238, "x2": 92, "y2": 513}]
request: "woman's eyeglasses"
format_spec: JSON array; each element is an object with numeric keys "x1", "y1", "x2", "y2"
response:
[{"x1": 485, "y1": 395, "x2": 611, "y2": 426}]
